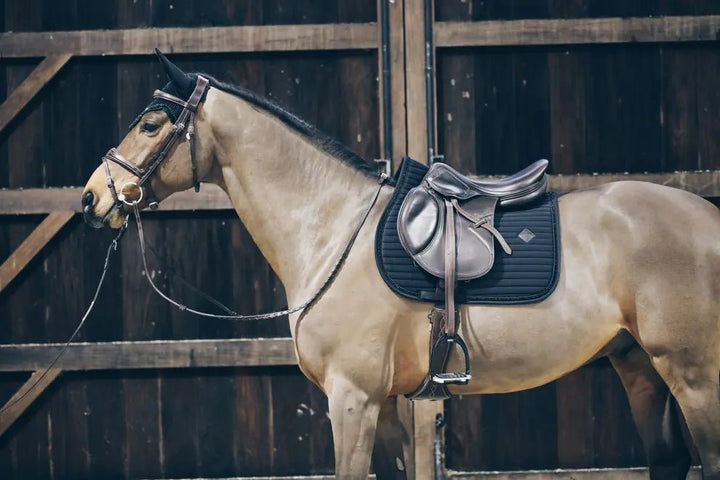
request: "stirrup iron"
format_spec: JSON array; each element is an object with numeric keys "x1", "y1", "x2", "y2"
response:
[{"x1": 431, "y1": 334, "x2": 471, "y2": 386}]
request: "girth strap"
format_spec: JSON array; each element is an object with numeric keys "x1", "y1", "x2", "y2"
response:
[{"x1": 444, "y1": 199, "x2": 457, "y2": 338}]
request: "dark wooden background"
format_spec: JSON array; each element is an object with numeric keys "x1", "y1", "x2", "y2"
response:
[
  {"x1": 437, "y1": 0, "x2": 720, "y2": 472},
  {"x1": 1, "y1": 0, "x2": 719, "y2": 478}
]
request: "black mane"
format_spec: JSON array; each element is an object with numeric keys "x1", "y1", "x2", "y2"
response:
[{"x1": 200, "y1": 74, "x2": 379, "y2": 177}]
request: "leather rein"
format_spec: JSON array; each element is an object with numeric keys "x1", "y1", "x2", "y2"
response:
[{"x1": 101, "y1": 75, "x2": 389, "y2": 321}]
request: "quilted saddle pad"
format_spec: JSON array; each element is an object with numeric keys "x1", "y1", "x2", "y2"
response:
[{"x1": 374, "y1": 157, "x2": 561, "y2": 305}]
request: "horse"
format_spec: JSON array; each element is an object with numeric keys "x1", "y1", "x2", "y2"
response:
[{"x1": 81, "y1": 51, "x2": 720, "y2": 480}]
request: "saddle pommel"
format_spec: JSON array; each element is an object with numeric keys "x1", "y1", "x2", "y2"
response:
[{"x1": 425, "y1": 159, "x2": 549, "y2": 207}]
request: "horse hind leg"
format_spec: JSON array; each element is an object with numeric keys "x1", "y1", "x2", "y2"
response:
[
  {"x1": 610, "y1": 346, "x2": 691, "y2": 480},
  {"x1": 649, "y1": 354, "x2": 720, "y2": 480}
]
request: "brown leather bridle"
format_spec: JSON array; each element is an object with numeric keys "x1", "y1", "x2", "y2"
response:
[{"x1": 102, "y1": 76, "x2": 210, "y2": 210}]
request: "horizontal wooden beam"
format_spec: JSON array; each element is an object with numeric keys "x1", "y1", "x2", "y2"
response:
[
  {"x1": 448, "y1": 467, "x2": 702, "y2": 479},
  {"x1": 0, "y1": 184, "x2": 232, "y2": 214},
  {"x1": 3, "y1": 170, "x2": 720, "y2": 215},
  {"x1": 435, "y1": 15, "x2": 720, "y2": 47},
  {"x1": 0, "y1": 23, "x2": 377, "y2": 58},
  {"x1": 0, "y1": 338, "x2": 296, "y2": 372},
  {"x1": 0, "y1": 54, "x2": 72, "y2": 133},
  {"x1": 0, "y1": 211, "x2": 74, "y2": 291}
]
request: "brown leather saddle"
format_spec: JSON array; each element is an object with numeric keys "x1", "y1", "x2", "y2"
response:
[{"x1": 397, "y1": 160, "x2": 549, "y2": 399}]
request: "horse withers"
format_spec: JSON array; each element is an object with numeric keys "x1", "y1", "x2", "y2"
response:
[{"x1": 81, "y1": 51, "x2": 720, "y2": 480}]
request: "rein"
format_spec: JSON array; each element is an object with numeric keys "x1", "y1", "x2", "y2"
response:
[
  {"x1": 131, "y1": 174, "x2": 387, "y2": 320},
  {"x1": 0, "y1": 222, "x2": 128, "y2": 414}
]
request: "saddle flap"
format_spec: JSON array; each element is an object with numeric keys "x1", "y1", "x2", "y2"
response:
[
  {"x1": 397, "y1": 187, "x2": 439, "y2": 254},
  {"x1": 398, "y1": 186, "x2": 498, "y2": 281}
]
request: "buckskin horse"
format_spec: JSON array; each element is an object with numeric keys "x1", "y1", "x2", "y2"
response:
[{"x1": 81, "y1": 52, "x2": 720, "y2": 480}]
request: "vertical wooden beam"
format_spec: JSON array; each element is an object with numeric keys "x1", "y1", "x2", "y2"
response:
[
  {"x1": 0, "y1": 54, "x2": 72, "y2": 134},
  {"x1": 0, "y1": 368, "x2": 63, "y2": 438},
  {"x1": 389, "y1": 0, "x2": 408, "y2": 167},
  {"x1": 0, "y1": 211, "x2": 75, "y2": 291},
  {"x1": 403, "y1": 1, "x2": 444, "y2": 478},
  {"x1": 405, "y1": 0, "x2": 430, "y2": 163}
]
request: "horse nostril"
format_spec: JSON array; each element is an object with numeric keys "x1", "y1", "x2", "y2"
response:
[{"x1": 81, "y1": 191, "x2": 94, "y2": 212}]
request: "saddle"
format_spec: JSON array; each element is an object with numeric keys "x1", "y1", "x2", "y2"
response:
[{"x1": 397, "y1": 160, "x2": 549, "y2": 398}]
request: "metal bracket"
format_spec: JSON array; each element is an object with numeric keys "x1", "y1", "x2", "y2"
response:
[
  {"x1": 374, "y1": 158, "x2": 392, "y2": 177},
  {"x1": 430, "y1": 151, "x2": 444, "y2": 165}
]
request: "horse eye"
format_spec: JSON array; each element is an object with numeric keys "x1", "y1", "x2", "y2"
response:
[{"x1": 141, "y1": 122, "x2": 160, "y2": 133}]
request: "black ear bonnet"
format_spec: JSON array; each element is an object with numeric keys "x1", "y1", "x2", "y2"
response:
[{"x1": 130, "y1": 49, "x2": 210, "y2": 129}]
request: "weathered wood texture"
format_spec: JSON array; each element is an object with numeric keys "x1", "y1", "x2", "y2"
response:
[
  {"x1": 435, "y1": 15, "x2": 720, "y2": 47},
  {"x1": 448, "y1": 467, "x2": 703, "y2": 479},
  {"x1": 0, "y1": 338, "x2": 297, "y2": 371},
  {"x1": 0, "y1": 55, "x2": 72, "y2": 134},
  {"x1": 437, "y1": 0, "x2": 720, "y2": 474},
  {"x1": 0, "y1": 211, "x2": 74, "y2": 290},
  {"x1": 0, "y1": 1, "x2": 378, "y2": 478},
  {"x1": 0, "y1": 23, "x2": 377, "y2": 58},
  {"x1": 0, "y1": 368, "x2": 62, "y2": 437}
]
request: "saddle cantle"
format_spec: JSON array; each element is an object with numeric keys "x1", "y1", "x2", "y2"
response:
[{"x1": 390, "y1": 158, "x2": 553, "y2": 399}]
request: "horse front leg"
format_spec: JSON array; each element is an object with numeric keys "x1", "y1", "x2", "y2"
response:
[
  {"x1": 327, "y1": 374, "x2": 386, "y2": 479},
  {"x1": 372, "y1": 397, "x2": 408, "y2": 480}
]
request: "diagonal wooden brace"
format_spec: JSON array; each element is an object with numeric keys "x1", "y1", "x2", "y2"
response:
[
  {"x1": 0, "y1": 368, "x2": 62, "y2": 438},
  {"x1": 0, "y1": 54, "x2": 72, "y2": 134},
  {"x1": 0, "y1": 211, "x2": 74, "y2": 291}
]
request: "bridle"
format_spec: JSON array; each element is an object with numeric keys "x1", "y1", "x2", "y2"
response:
[
  {"x1": 102, "y1": 75, "x2": 210, "y2": 210},
  {"x1": 95, "y1": 73, "x2": 389, "y2": 322}
]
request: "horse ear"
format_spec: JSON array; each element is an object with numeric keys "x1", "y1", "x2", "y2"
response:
[{"x1": 154, "y1": 48, "x2": 193, "y2": 95}]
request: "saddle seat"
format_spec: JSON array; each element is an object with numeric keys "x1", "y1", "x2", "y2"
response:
[{"x1": 424, "y1": 159, "x2": 549, "y2": 206}]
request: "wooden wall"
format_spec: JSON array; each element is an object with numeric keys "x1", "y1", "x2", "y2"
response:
[
  {"x1": 0, "y1": 1, "x2": 377, "y2": 478},
  {"x1": 437, "y1": 0, "x2": 720, "y2": 472},
  {"x1": 3, "y1": 0, "x2": 720, "y2": 478}
]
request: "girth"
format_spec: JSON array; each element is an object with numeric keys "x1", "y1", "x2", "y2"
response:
[{"x1": 102, "y1": 76, "x2": 209, "y2": 209}]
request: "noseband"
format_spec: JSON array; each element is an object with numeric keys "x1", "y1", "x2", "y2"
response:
[{"x1": 102, "y1": 76, "x2": 210, "y2": 209}]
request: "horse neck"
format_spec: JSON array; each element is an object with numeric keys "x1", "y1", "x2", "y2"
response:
[{"x1": 204, "y1": 89, "x2": 378, "y2": 302}]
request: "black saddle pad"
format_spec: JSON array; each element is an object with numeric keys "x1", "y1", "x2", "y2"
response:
[{"x1": 375, "y1": 157, "x2": 561, "y2": 305}]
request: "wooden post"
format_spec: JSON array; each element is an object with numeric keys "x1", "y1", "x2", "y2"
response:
[
  {"x1": 403, "y1": 1, "x2": 444, "y2": 479},
  {"x1": 0, "y1": 211, "x2": 74, "y2": 291},
  {"x1": 0, "y1": 54, "x2": 72, "y2": 134}
]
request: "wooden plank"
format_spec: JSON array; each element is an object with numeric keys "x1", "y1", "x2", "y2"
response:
[
  {"x1": 0, "y1": 184, "x2": 233, "y2": 214},
  {"x1": 0, "y1": 54, "x2": 72, "y2": 134},
  {"x1": 404, "y1": 0, "x2": 443, "y2": 475},
  {"x1": 5, "y1": 169, "x2": 720, "y2": 216},
  {"x1": 0, "y1": 338, "x2": 297, "y2": 372},
  {"x1": 389, "y1": 0, "x2": 407, "y2": 167},
  {"x1": 435, "y1": 15, "x2": 720, "y2": 47},
  {"x1": 0, "y1": 211, "x2": 74, "y2": 291},
  {"x1": 447, "y1": 467, "x2": 703, "y2": 479},
  {"x1": 0, "y1": 23, "x2": 377, "y2": 58},
  {"x1": 0, "y1": 368, "x2": 62, "y2": 437},
  {"x1": 404, "y1": 0, "x2": 429, "y2": 163}
]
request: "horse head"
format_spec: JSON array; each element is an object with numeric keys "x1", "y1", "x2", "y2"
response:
[{"x1": 82, "y1": 50, "x2": 216, "y2": 228}]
